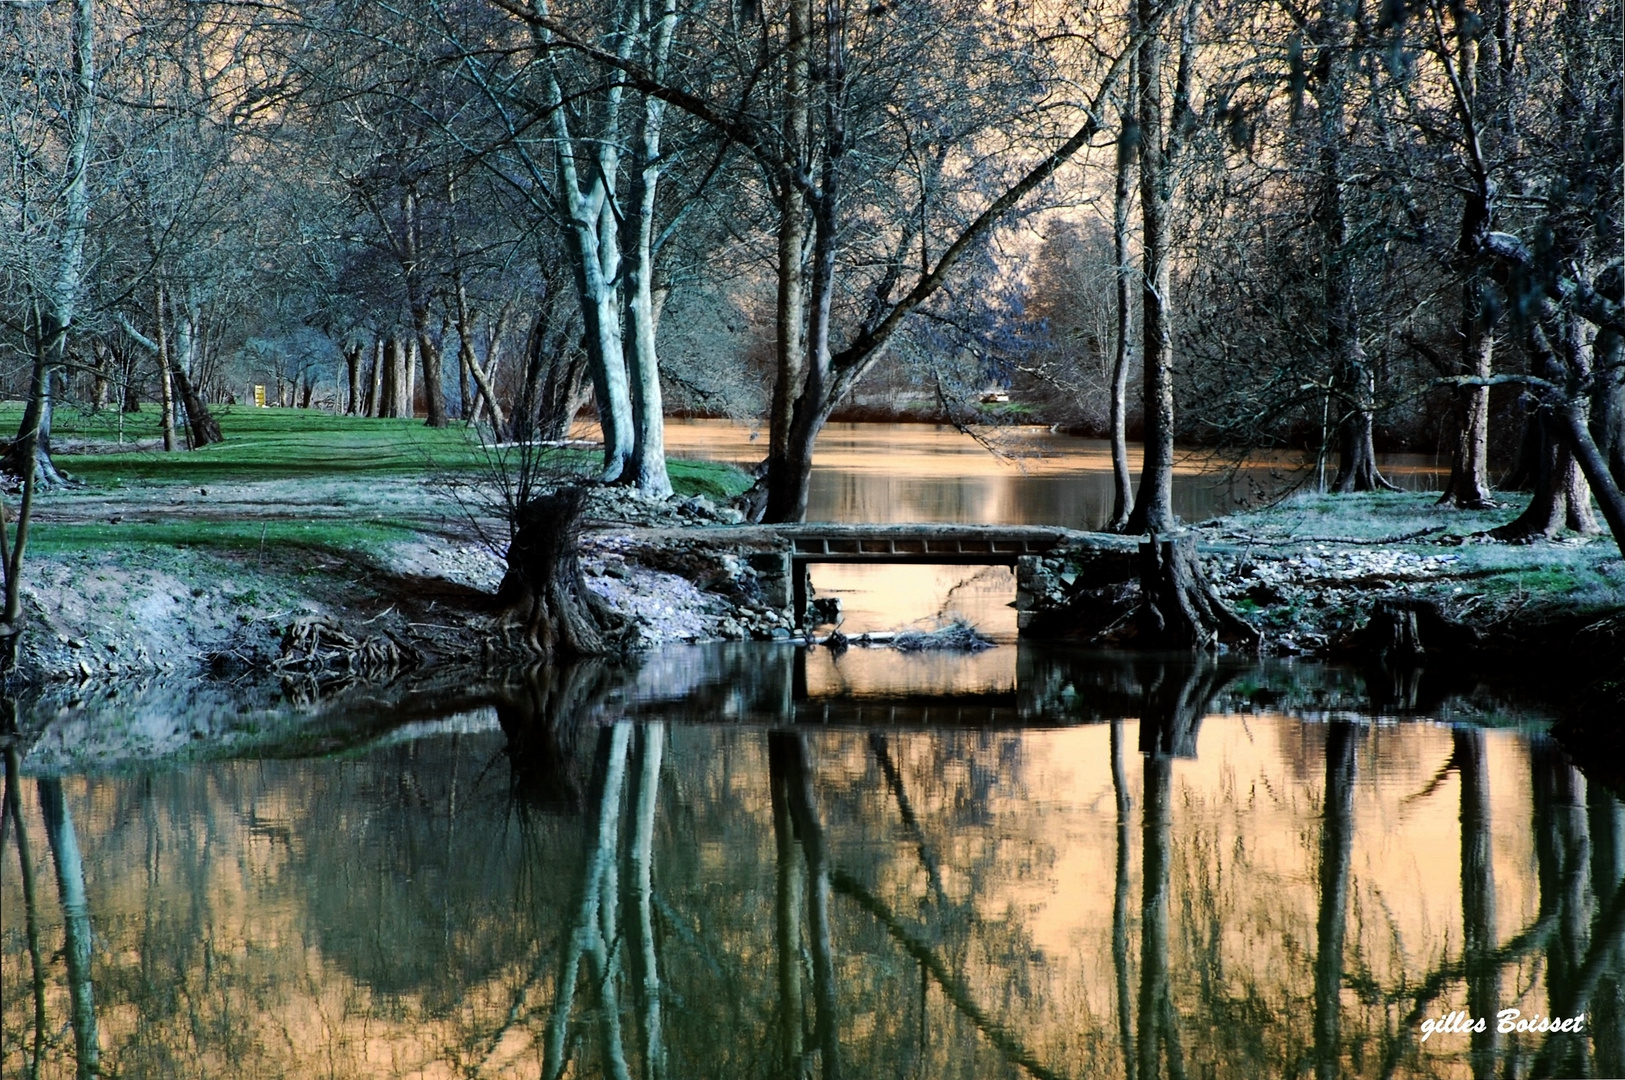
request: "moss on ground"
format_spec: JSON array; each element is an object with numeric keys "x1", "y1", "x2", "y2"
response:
[{"x1": 1207, "y1": 490, "x2": 1625, "y2": 616}]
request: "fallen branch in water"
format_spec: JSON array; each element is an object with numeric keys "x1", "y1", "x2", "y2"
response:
[{"x1": 891, "y1": 619, "x2": 996, "y2": 652}]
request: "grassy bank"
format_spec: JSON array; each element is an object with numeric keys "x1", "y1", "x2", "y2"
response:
[
  {"x1": 38, "y1": 403, "x2": 751, "y2": 496},
  {"x1": 20, "y1": 404, "x2": 750, "y2": 555}
]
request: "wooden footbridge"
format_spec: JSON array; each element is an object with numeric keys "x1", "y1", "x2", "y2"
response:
[
  {"x1": 777, "y1": 524, "x2": 1080, "y2": 564},
  {"x1": 611, "y1": 522, "x2": 1138, "y2": 626},
  {"x1": 621, "y1": 523, "x2": 1133, "y2": 626}
]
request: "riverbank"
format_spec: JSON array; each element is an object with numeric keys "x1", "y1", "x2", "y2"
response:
[{"x1": 11, "y1": 408, "x2": 1625, "y2": 719}]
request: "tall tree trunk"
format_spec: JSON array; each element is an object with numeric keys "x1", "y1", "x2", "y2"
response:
[
  {"x1": 626, "y1": 723, "x2": 666, "y2": 1080},
  {"x1": 1124, "y1": 0, "x2": 1176, "y2": 535},
  {"x1": 516, "y1": 307, "x2": 589, "y2": 443},
  {"x1": 767, "y1": 0, "x2": 811, "y2": 511},
  {"x1": 1591, "y1": 269, "x2": 1625, "y2": 488},
  {"x1": 1110, "y1": 720, "x2": 1138, "y2": 1080},
  {"x1": 378, "y1": 337, "x2": 397, "y2": 419},
  {"x1": 572, "y1": 215, "x2": 635, "y2": 479},
  {"x1": 1440, "y1": 310, "x2": 1496, "y2": 507},
  {"x1": 765, "y1": 192, "x2": 841, "y2": 525},
  {"x1": 1531, "y1": 738, "x2": 1592, "y2": 1080},
  {"x1": 171, "y1": 301, "x2": 222, "y2": 447},
  {"x1": 1136, "y1": 752, "x2": 1174, "y2": 1080},
  {"x1": 156, "y1": 284, "x2": 177, "y2": 452},
  {"x1": 415, "y1": 328, "x2": 446, "y2": 426},
  {"x1": 172, "y1": 365, "x2": 222, "y2": 447},
  {"x1": 1492, "y1": 414, "x2": 1586, "y2": 540},
  {"x1": 345, "y1": 343, "x2": 363, "y2": 416},
  {"x1": 455, "y1": 283, "x2": 506, "y2": 431},
  {"x1": 1495, "y1": 314, "x2": 1624, "y2": 548},
  {"x1": 1437, "y1": 5, "x2": 1499, "y2": 509},
  {"x1": 364, "y1": 338, "x2": 381, "y2": 417},
  {"x1": 782, "y1": 734, "x2": 841, "y2": 1080},
  {"x1": 1588, "y1": 784, "x2": 1625, "y2": 1079},
  {"x1": 1108, "y1": 39, "x2": 1139, "y2": 533},
  {"x1": 620, "y1": 0, "x2": 678, "y2": 498},
  {"x1": 90, "y1": 339, "x2": 111, "y2": 411},
  {"x1": 769, "y1": 734, "x2": 810, "y2": 1080},
  {"x1": 121, "y1": 341, "x2": 142, "y2": 413},
  {"x1": 1592, "y1": 321, "x2": 1625, "y2": 487},
  {"x1": 403, "y1": 336, "x2": 418, "y2": 419},
  {"x1": 1318, "y1": 0, "x2": 1394, "y2": 494},
  {"x1": 4, "y1": 746, "x2": 49, "y2": 1075},
  {"x1": 529, "y1": 0, "x2": 638, "y2": 481},
  {"x1": 544, "y1": 723, "x2": 633, "y2": 1080}
]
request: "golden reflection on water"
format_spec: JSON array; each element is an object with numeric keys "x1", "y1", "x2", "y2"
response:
[{"x1": 4, "y1": 705, "x2": 1619, "y2": 1079}]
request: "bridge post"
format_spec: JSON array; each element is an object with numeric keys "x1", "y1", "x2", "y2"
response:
[
  {"x1": 1014, "y1": 555, "x2": 1046, "y2": 632},
  {"x1": 747, "y1": 551, "x2": 795, "y2": 618},
  {"x1": 792, "y1": 562, "x2": 808, "y2": 629}
]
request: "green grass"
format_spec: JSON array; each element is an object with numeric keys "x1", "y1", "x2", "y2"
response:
[
  {"x1": 976, "y1": 400, "x2": 1037, "y2": 417},
  {"x1": 30, "y1": 403, "x2": 750, "y2": 497}
]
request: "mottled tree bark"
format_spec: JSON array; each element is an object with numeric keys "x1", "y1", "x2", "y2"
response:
[
  {"x1": 1108, "y1": 32, "x2": 1139, "y2": 533},
  {"x1": 769, "y1": 734, "x2": 811, "y2": 1080},
  {"x1": 1123, "y1": 0, "x2": 1176, "y2": 536},
  {"x1": 345, "y1": 343, "x2": 364, "y2": 416}
]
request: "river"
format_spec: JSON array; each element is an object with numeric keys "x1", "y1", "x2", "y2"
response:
[{"x1": 3, "y1": 423, "x2": 1620, "y2": 1080}]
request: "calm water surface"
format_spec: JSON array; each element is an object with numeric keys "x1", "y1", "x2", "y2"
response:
[
  {"x1": 3, "y1": 647, "x2": 1621, "y2": 1079},
  {"x1": 661, "y1": 419, "x2": 1448, "y2": 529},
  {"x1": 4, "y1": 425, "x2": 1620, "y2": 1079}
]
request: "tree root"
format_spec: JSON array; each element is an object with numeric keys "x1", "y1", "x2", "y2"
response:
[
  {"x1": 495, "y1": 486, "x2": 632, "y2": 660},
  {"x1": 276, "y1": 615, "x2": 420, "y2": 676},
  {"x1": 1137, "y1": 534, "x2": 1261, "y2": 652}
]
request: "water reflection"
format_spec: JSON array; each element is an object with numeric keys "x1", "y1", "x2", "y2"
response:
[{"x1": 3, "y1": 651, "x2": 1621, "y2": 1079}]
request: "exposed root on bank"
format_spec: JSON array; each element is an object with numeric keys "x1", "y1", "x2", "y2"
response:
[
  {"x1": 275, "y1": 615, "x2": 421, "y2": 676},
  {"x1": 1138, "y1": 534, "x2": 1261, "y2": 652},
  {"x1": 495, "y1": 486, "x2": 633, "y2": 660}
]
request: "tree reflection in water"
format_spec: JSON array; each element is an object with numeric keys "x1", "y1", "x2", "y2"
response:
[{"x1": 3, "y1": 651, "x2": 1624, "y2": 1079}]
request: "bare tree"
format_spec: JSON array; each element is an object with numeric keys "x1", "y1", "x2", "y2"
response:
[{"x1": 522, "y1": 0, "x2": 1154, "y2": 521}]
